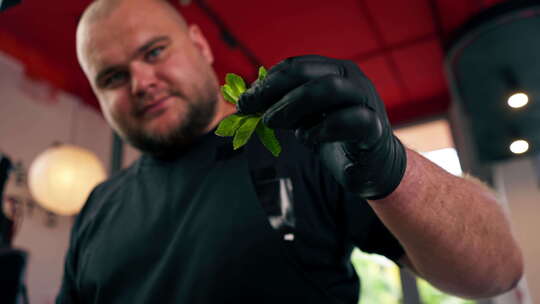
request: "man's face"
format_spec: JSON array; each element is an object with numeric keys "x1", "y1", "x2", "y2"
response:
[{"x1": 78, "y1": 1, "x2": 220, "y2": 158}]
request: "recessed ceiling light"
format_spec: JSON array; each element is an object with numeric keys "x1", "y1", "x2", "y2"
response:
[
  {"x1": 507, "y1": 92, "x2": 529, "y2": 109},
  {"x1": 509, "y1": 139, "x2": 529, "y2": 154}
]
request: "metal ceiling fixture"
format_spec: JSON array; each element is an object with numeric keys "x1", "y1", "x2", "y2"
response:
[{"x1": 446, "y1": 0, "x2": 540, "y2": 162}]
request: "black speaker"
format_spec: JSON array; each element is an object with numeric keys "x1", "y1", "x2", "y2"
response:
[
  {"x1": 0, "y1": 248, "x2": 27, "y2": 304},
  {"x1": 0, "y1": 155, "x2": 13, "y2": 247},
  {"x1": 0, "y1": 0, "x2": 22, "y2": 12}
]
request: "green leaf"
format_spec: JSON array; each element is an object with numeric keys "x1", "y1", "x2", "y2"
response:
[
  {"x1": 225, "y1": 73, "x2": 246, "y2": 97},
  {"x1": 256, "y1": 122, "x2": 281, "y2": 157},
  {"x1": 233, "y1": 116, "x2": 261, "y2": 150},
  {"x1": 217, "y1": 67, "x2": 281, "y2": 157},
  {"x1": 215, "y1": 114, "x2": 246, "y2": 137},
  {"x1": 258, "y1": 66, "x2": 267, "y2": 81},
  {"x1": 221, "y1": 85, "x2": 238, "y2": 104}
]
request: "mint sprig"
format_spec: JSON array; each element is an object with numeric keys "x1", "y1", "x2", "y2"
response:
[{"x1": 215, "y1": 66, "x2": 281, "y2": 157}]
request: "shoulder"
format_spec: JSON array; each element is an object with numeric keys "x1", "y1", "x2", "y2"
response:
[
  {"x1": 71, "y1": 159, "x2": 140, "y2": 236},
  {"x1": 87, "y1": 162, "x2": 137, "y2": 208}
]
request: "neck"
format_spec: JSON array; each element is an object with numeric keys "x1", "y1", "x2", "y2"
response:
[{"x1": 204, "y1": 96, "x2": 236, "y2": 133}]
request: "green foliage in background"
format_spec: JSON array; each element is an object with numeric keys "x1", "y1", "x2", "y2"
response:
[
  {"x1": 350, "y1": 249, "x2": 475, "y2": 304},
  {"x1": 417, "y1": 278, "x2": 475, "y2": 304},
  {"x1": 351, "y1": 249, "x2": 402, "y2": 303}
]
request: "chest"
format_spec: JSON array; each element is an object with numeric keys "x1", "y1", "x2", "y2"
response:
[{"x1": 76, "y1": 154, "x2": 347, "y2": 303}]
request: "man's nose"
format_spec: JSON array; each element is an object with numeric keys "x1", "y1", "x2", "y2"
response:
[{"x1": 130, "y1": 62, "x2": 158, "y2": 99}]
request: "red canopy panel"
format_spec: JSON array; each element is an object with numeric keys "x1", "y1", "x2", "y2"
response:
[{"x1": 211, "y1": 0, "x2": 382, "y2": 65}]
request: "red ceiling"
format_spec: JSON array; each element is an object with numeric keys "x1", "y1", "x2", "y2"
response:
[{"x1": 0, "y1": 0, "x2": 508, "y2": 125}]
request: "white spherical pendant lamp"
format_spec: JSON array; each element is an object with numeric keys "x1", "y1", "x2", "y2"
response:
[{"x1": 28, "y1": 144, "x2": 107, "y2": 215}]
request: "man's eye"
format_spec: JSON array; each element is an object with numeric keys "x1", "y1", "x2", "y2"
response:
[
  {"x1": 145, "y1": 46, "x2": 165, "y2": 62},
  {"x1": 103, "y1": 72, "x2": 128, "y2": 88}
]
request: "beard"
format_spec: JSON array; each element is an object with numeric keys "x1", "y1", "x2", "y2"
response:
[{"x1": 119, "y1": 87, "x2": 218, "y2": 160}]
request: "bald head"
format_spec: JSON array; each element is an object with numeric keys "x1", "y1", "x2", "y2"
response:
[
  {"x1": 77, "y1": 0, "x2": 188, "y2": 75},
  {"x1": 79, "y1": 0, "x2": 123, "y2": 24},
  {"x1": 79, "y1": 0, "x2": 187, "y2": 29}
]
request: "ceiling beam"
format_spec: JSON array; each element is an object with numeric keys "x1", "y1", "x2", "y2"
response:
[{"x1": 194, "y1": 0, "x2": 262, "y2": 71}]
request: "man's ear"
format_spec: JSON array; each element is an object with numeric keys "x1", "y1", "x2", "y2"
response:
[{"x1": 188, "y1": 24, "x2": 214, "y2": 64}]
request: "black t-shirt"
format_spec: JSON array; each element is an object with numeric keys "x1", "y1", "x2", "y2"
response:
[{"x1": 56, "y1": 131, "x2": 404, "y2": 304}]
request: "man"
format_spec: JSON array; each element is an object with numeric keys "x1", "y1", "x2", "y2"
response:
[{"x1": 58, "y1": 0, "x2": 523, "y2": 303}]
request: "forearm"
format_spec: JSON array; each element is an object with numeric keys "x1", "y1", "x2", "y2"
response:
[{"x1": 368, "y1": 148, "x2": 523, "y2": 299}]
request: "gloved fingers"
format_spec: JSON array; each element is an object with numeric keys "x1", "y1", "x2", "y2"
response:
[
  {"x1": 295, "y1": 106, "x2": 383, "y2": 147},
  {"x1": 262, "y1": 74, "x2": 367, "y2": 129},
  {"x1": 237, "y1": 55, "x2": 344, "y2": 115}
]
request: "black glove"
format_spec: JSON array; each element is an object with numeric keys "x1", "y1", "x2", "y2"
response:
[{"x1": 237, "y1": 55, "x2": 406, "y2": 200}]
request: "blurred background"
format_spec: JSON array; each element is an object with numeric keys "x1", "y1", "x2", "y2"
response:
[{"x1": 1, "y1": 0, "x2": 540, "y2": 303}]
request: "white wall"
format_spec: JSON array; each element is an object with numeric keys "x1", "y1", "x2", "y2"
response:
[
  {"x1": 493, "y1": 158, "x2": 540, "y2": 304},
  {"x1": 395, "y1": 118, "x2": 455, "y2": 152},
  {"x1": 0, "y1": 54, "x2": 114, "y2": 304}
]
